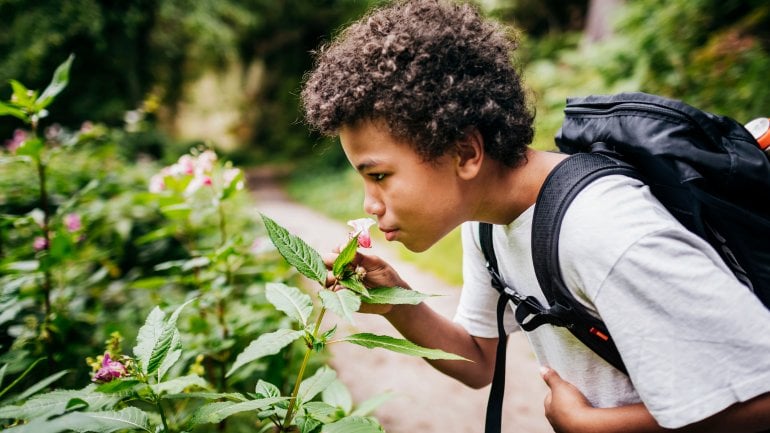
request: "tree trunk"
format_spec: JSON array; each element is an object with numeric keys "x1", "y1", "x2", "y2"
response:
[{"x1": 584, "y1": 0, "x2": 624, "y2": 44}]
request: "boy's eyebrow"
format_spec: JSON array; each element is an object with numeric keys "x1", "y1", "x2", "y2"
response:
[{"x1": 355, "y1": 158, "x2": 382, "y2": 172}]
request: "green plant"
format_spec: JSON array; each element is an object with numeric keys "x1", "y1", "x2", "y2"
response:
[{"x1": 0, "y1": 216, "x2": 464, "y2": 433}]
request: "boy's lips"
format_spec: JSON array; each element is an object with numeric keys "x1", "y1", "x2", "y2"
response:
[{"x1": 379, "y1": 227, "x2": 399, "y2": 241}]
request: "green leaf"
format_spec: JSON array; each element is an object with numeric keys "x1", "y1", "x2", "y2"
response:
[
  {"x1": 9, "y1": 80, "x2": 34, "y2": 107},
  {"x1": 255, "y1": 380, "x2": 281, "y2": 399},
  {"x1": 8, "y1": 369, "x2": 70, "y2": 403},
  {"x1": 319, "y1": 289, "x2": 360, "y2": 324},
  {"x1": 261, "y1": 214, "x2": 326, "y2": 284},
  {"x1": 265, "y1": 282, "x2": 313, "y2": 326},
  {"x1": 298, "y1": 366, "x2": 336, "y2": 403},
  {"x1": 15, "y1": 137, "x2": 44, "y2": 160},
  {"x1": 0, "y1": 101, "x2": 27, "y2": 121},
  {"x1": 162, "y1": 391, "x2": 246, "y2": 401},
  {"x1": 0, "y1": 385, "x2": 125, "y2": 420},
  {"x1": 227, "y1": 329, "x2": 304, "y2": 377},
  {"x1": 333, "y1": 236, "x2": 358, "y2": 277},
  {"x1": 189, "y1": 397, "x2": 284, "y2": 425},
  {"x1": 296, "y1": 415, "x2": 323, "y2": 433},
  {"x1": 350, "y1": 393, "x2": 393, "y2": 417},
  {"x1": 95, "y1": 379, "x2": 144, "y2": 394},
  {"x1": 133, "y1": 307, "x2": 165, "y2": 376},
  {"x1": 303, "y1": 401, "x2": 342, "y2": 423},
  {"x1": 35, "y1": 54, "x2": 74, "y2": 110},
  {"x1": 337, "y1": 277, "x2": 369, "y2": 298},
  {"x1": 321, "y1": 380, "x2": 352, "y2": 414},
  {"x1": 340, "y1": 333, "x2": 469, "y2": 361},
  {"x1": 3, "y1": 407, "x2": 151, "y2": 433},
  {"x1": 321, "y1": 416, "x2": 384, "y2": 433},
  {"x1": 152, "y1": 374, "x2": 208, "y2": 396},
  {"x1": 141, "y1": 299, "x2": 193, "y2": 378},
  {"x1": 363, "y1": 287, "x2": 433, "y2": 305}
]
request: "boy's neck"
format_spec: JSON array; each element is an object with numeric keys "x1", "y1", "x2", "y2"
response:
[{"x1": 474, "y1": 149, "x2": 567, "y2": 225}]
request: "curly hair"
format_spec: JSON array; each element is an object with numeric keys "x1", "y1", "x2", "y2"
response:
[{"x1": 301, "y1": 0, "x2": 534, "y2": 166}]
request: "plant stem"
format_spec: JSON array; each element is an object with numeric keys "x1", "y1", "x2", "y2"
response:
[
  {"x1": 35, "y1": 151, "x2": 54, "y2": 366},
  {"x1": 157, "y1": 398, "x2": 170, "y2": 432},
  {"x1": 282, "y1": 307, "x2": 327, "y2": 430}
]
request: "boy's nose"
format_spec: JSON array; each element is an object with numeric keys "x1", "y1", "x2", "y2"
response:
[{"x1": 363, "y1": 194, "x2": 385, "y2": 217}]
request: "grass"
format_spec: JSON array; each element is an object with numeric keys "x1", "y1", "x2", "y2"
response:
[{"x1": 285, "y1": 166, "x2": 465, "y2": 287}]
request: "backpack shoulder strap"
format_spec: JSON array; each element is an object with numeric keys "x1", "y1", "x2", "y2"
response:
[
  {"x1": 531, "y1": 152, "x2": 639, "y2": 374},
  {"x1": 479, "y1": 222, "x2": 510, "y2": 433}
]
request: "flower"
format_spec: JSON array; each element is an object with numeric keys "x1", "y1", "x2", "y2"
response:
[
  {"x1": 347, "y1": 218, "x2": 376, "y2": 248},
  {"x1": 92, "y1": 352, "x2": 127, "y2": 383},
  {"x1": 64, "y1": 213, "x2": 82, "y2": 232},
  {"x1": 33, "y1": 236, "x2": 48, "y2": 251},
  {"x1": 4, "y1": 129, "x2": 27, "y2": 153},
  {"x1": 149, "y1": 173, "x2": 166, "y2": 193}
]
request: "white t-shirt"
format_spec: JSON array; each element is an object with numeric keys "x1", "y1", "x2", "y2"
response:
[{"x1": 454, "y1": 174, "x2": 770, "y2": 429}]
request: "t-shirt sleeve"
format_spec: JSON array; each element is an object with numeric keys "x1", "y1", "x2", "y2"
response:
[
  {"x1": 593, "y1": 228, "x2": 770, "y2": 428},
  {"x1": 453, "y1": 222, "x2": 519, "y2": 338},
  {"x1": 559, "y1": 176, "x2": 770, "y2": 428}
]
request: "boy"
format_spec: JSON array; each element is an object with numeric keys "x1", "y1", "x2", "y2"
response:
[{"x1": 300, "y1": 0, "x2": 770, "y2": 431}]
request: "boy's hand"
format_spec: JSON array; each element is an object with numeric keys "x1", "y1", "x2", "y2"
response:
[
  {"x1": 541, "y1": 366, "x2": 592, "y2": 433},
  {"x1": 323, "y1": 249, "x2": 410, "y2": 315}
]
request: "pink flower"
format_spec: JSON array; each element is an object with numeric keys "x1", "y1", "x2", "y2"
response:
[
  {"x1": 33, "y1": 236, "x2": 48, "y2": 251},
  {"x1": 64, "y1": 213, "x2": 82, "y2": 232},
  {"x1": 347, "y1": 218, "x2": 376, "y2": 248},
  {"x1": 4, "y1": 129, "x2": 27, "y2": 153},
  {"x1": 195, "y1": 150, "x2": 217, "y2": 174},
  {"x1": 149, "y1": 173, "x2": 166, "y2": 193},
  {"x1": 92, "y1": 353, "x2": 127, "y2": 383}
]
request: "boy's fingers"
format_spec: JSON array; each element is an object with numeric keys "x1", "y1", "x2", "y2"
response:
[
  {"x1": 540, "y1": 366, "x2": 561, "y2": 388},
  {"x1": 323, "y1": 252, "x2": 339, "y2": 268}
]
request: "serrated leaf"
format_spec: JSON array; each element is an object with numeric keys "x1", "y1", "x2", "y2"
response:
[
  {"x1": 298, "y1": 366, "x2": 336, "y2": 403},
  {"x1": 303, "y1": 401, "x2": 342, "y2": 423},
  {"x1": 35, "y1": 54, "x2": 74, "y2": 110},
  {"x1": 340, "y1": 333, "x2": 468, "y2": 361},
  {"x1": 95, "y1": 379, "x2": 144, "y2": 394},
  {"x1": 255, "y1": 380, "x2": 280, "y2": 399},
  {"x1": 3, "y1": 407, "x2": 150, "y2": 433},
  {"x1": 266, "y1": 282, "x2": 313, "y2": 326},
  {"x1": 319, "y1": 289, "x2": 360, "y2": 324},
  {"x1": 333, "y1": 236, "x2": 358, "y2": 277},
  {"x1": 322, "y1": 380, "x2": 352, "y2": 414},
  {"x1": 139, "y1": 299, "x2": 193, "y2": 378},
  {"x1": 0, "y1": 363, "x2": 6, "y2": 389},
  {"x1": 9, "y1": 369, "x2": 70, "y2": 403},
  {"x1": 297, "y1": 414, "x2": 323, "y2": 433},
  {"x1": 133, "y1": 307, "x2": 166, "y2": 375},
  {"x1": 321, "y1": 416, "x2": 384, "y2": 433},
  {"x1": 261, "y1": 214, "x2": 326, "y2": 284},
  {"x1": 0, "y1": 385, "x2": 124, "y2": 420},
  {"x1": 337, "y1": 277, "x2": 369, "y2": 298},
  {"x1": 189, "y1": 397, "x2": 284, "y2": 425},
  {"x1": 227, "y1": 329, "x2": 304, "y2": 377},
  {"x1": 363, "y1": 287, "x2": 432, "y2": 305}
]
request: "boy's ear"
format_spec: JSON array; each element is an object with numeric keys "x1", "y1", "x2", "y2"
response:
[{"x1": 454, "y1": 128, "x2": 484, "y2": 180}]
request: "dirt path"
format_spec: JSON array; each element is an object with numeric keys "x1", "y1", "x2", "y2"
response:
[{"x1": 247, "y1": 168, "x2": 553, "y2": 433}]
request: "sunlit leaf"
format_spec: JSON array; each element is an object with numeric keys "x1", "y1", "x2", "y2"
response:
[
  {"x1": 322, "y1": 380, "x2": 352, "y2": 414},
  {"x1": 0, "y1": 101, "x2": 27, "y2": 121},
  {"x1": 298, "y1": 366, "x2": 336, "y2": 403},
  {"x1": 363, "y1": 287, "x2": 433, "y2": 305},
  {"x1": 266, "y1": 282, "x2": 313, "y2": 326},
  {"x1": 337, "y1": 277, "x2": 369, "y2": 298},
  {"x1": 255, "y1": 380, "x2": 280, "y2": 399},
  {"x1": 332, "y1": 236, "x2": 358, "y2": 278},
  {"x1": 340, "y1": 333, "x2": 468, "y2": 361},
  {"x1": 0, "y1": 385, "x2": 125, "y2": 420},
  {"x1": 189, "y1": 397, "x2": 284, "y2": 425},
  {"x1": 227, "y1": 329, "x2": 305, "y2": 377},
  {"x1": 133, "y1": 307, "x2": 165, "y2": 375},
  {"x1": 261, "y1": 214, "x2": 326, "y2": 284},
  {"x1": 151, "y1": 374, "x2": 208, "y2": 396},
  {"x1": 350, "y1": 393, "x2": 393, "y2": 417},
  {"x1": 35, "y1": 54, "x2": 74, "y2": 110},
  {"x1": 319, "y1": 289, "x2": 360, "y2": 324},
  {"x1": 321, "y1": 416, "x2": 384, "y2": 433}
]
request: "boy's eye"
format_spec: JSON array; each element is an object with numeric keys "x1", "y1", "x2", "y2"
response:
[{"x1": 370, "y1": 173, "x2": 386, "y2": 181}]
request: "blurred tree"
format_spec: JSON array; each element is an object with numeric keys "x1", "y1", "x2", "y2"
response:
[
  {"x1": 0, "y1": 0, "x2": 374, "y2": 163},
  {"x1": 487, "y1": 0, "x2": 589, "y2": 36}
]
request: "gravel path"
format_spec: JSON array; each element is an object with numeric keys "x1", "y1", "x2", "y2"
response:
[{"x1": 247, "y1": 168, "x2": 554, "y2": 433}]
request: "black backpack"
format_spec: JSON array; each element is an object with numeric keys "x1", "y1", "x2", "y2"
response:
[{"x1": 482, "y1": 92, "x2": 770, "y2": 433}]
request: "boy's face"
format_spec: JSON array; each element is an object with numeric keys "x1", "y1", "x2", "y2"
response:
[{"x1": 339, "y1": 120, "x2": 467, "y2": 252}]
